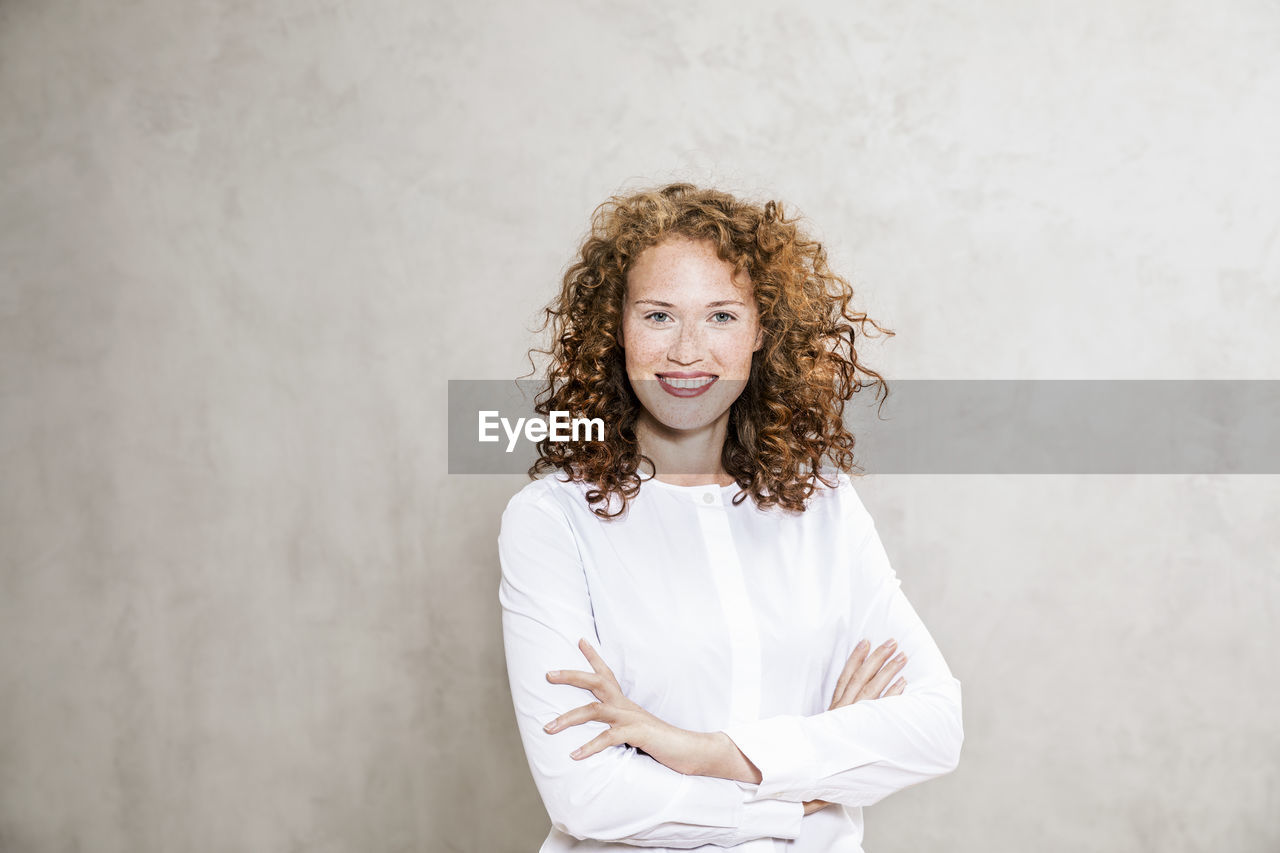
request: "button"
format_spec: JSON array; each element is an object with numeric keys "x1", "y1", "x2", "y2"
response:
[{"x1": 702, "y1": 492, "x2": 715, "y2": 504}]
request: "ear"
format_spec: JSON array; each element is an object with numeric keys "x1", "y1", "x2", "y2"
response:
[{"x1": 753, "y1": 325, "x2": 764, "y2": 352}]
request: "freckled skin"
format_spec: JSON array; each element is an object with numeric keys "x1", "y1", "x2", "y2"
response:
[{"x1": 619, "y1": 237, "x2": 764, "y2": 482}]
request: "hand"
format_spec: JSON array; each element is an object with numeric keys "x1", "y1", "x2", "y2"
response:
[
  {"x1": 829, "y1": 637, "x2": 907, "y2": 710},
  {"x1": 544, "y1": 638, "x2": 708, "y2": 776},
  {"x1": 803, "y1": 638, "x2": 908, "y2": 816}
]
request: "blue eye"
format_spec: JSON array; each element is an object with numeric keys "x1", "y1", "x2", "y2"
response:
[
  {"x1": 712, "y1": 312, "x2": 736, "y2": 323},
  {"x1": 645, "y1": 312, "x2": 670, "y2": 323}
]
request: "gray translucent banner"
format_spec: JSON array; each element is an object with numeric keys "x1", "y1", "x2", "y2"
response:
[{"x1": 449, "y1": 380, "x2": 1280, "y2": 474}]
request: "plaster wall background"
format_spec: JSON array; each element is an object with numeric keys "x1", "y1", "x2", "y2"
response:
[{"x1": 2, "y1": 1, "x2": 1277, "y2": 851}]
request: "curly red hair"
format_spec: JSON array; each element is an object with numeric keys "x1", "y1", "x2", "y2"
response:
[{"x1": 523, "y1": 181, "x2": 892, "y2": 518}]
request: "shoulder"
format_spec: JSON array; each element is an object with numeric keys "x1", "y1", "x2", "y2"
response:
[
  {"x1": 503, "y1": 473, "x2": 562, "y2": 509},
  {"x1": 497, "y1": 476, "x2": 591, "y2": 578},
  {"x1": 811, "y1": 465, "x2": 875, "y2": 527},
  {"x1": 504, "y1": 473, "x2": 572, "y2": 514},
  {"x1": 501, "y1": 473, "x2": 594, "y2": 529},
  {"x1": 809, "y1": 464, "x2": 855, "y2": 503}
]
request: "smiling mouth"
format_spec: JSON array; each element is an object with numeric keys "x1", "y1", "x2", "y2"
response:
[{"x1": 656, "y1": 375, "x2": 718, "y2": 397}]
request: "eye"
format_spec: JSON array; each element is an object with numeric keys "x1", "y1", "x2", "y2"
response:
[
  {"x1": 644, "y1": 311, "x2": 671, "y2": 323},
  {"x1": 711, "y1": 311, "x2": 736, "y2": 323}
]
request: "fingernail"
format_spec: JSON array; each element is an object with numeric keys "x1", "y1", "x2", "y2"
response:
[
  {"x1": 544, "y1": 721, "x2": 557, "y2": 732},
  {"x1": 547, "y1": 671, "x2": 560, "y2": 679},
  {"x1": 856, "y1": 639, "x2": 868, "y2": 649},
  {"x1": 885, "y1": 639, "x2": 897, "y2": 649},
  {"x1": 570, "y1": 747, "x2": 583, "y2": 758}
]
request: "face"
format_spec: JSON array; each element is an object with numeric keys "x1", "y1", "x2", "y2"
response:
[{"x1": 619, "y1": 236, "x2": 764, "y2": 435}]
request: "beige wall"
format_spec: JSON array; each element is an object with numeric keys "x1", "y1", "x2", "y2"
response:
[{"x1": 2, "y1": 1, "x2": 1277, "y2": 851}]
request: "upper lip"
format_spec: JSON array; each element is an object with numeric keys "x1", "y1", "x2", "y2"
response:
[{"x1": 656, "y1": 371, "x2": 717, "y2": 379}]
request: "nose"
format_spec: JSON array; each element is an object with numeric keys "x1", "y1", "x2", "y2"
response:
[{"x1": 667, "y1": 322, "x2": 704, "y2": 364}]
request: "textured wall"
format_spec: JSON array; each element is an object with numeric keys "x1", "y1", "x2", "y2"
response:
[{"x1": 2, "y1": 1, "x2": 1277, "y2": 851}]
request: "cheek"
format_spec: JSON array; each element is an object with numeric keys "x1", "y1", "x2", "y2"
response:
[
  {"x1": 622, "y1": 329, "x2": 663, "y2": 363},
  {"x1": 721, "y1": 333, "x2": 760, "y2": 361}
]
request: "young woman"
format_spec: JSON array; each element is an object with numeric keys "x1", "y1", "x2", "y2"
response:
[{"x1": 498, "y1": 182, "x2": 963, "y2": 852}]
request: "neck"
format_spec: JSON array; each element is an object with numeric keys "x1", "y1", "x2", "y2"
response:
[{"x1": 635, "y1": 409, "x2": 735, "y2": 487}]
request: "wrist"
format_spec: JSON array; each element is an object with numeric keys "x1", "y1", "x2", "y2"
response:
[
  {"x1": 676, "y1": 729, "x2": 717, "y2": 777},
  {"x1": 692, "y1": 731, "x2": 762, "y2": 784}
]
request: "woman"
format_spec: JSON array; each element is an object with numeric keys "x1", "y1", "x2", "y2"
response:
[{"x1": 498, "y1": 182, "x2": 963, "y2": 852}]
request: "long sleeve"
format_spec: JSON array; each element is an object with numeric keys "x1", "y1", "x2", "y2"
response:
[
  {"x1": 498, "y1": 486, "x2": 805, "y2": 848},
  {"x1": 719, "y1": 488, "x2": 964, "y2": 808}
]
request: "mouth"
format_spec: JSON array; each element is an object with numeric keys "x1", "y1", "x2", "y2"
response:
[{"x1": 656, "y1": 374, "x2": 718, "y2": 398}]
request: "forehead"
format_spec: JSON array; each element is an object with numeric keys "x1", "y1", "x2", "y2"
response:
[{"x1": 626, "y1": 237, "x2": 752, "y2": 298}]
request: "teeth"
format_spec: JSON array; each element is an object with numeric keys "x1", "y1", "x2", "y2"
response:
[{"x1": 660, "y1": 376, "x2": 715, "y2": 389}]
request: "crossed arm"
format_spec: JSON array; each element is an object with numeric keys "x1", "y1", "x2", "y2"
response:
[
  {"x1": 498, "y1": 490, "x2": 963, "y2": 847},
  {"x1": 544, "y1": 635, "x2": 910, "y2": 816}
]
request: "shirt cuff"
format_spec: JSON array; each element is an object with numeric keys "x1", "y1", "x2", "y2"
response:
[
  {"x1": 722, "y1": 716, "x2": 820, "y2": 801},
  {"x1": 732, "y1": 787, "x2": 804, "y2": 842}
]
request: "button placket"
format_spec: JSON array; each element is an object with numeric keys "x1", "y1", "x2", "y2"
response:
[{"x1": 696, "y1": 496, "x2": 761, "y2": 728}]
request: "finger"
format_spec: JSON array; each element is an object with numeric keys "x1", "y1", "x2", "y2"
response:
[
  {"x1": 546, "y1": 669, "x2": 606, "y2": 697},
  {"x1": 858, "y1": 651, "x2": 908, "y2": 702},
  {"x1": 577, "y1": 638, "x2": 617, "y2": 683},
  {"x1": 885, "y1": 677, "x2": 907, "y2": 697},
  {"x1": 803, "y1": 799, "x2": 831, "y2": 815},
  {"x1": 857, "y1": 650, "x2": 906, "y2": 702},
  {"x1": 854, "y1": 639, "x2": 897, "y2": 685},
  {"x1": 579, "y1": 638, "x2": 636, "y2": 707},
  {"x1": 835, "y1": 639, "x2": 897, "y2": 707},
  {"x1": 569, "y1": 725, "x2": 628, "y2": 760},
  {"x1": 544, "y1": 701, "x2": 614, "y2": 734},
  {"x1": 830, "y1": 640, "x2": 869, "y2": 710}
]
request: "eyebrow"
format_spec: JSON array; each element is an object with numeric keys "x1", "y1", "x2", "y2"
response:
[{"x1": 633, "y1": 299, "x2": 746, "y2": 308}]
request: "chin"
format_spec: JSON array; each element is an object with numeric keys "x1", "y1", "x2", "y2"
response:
[
  {"x1": 641, "y1": 400, "x2": 730, "y2": 433},
  {"x1": 652, "y1": 415, "x2": 723, "y2": 433}
]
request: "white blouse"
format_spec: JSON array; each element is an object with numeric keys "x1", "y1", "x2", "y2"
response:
[{"x1": 497, "y1": 467, "x2": 963, "y2": 853}]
